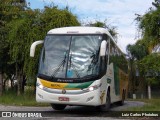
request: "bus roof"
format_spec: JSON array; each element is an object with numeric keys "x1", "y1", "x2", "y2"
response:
[{"x1": 48, "y1": 26, "x2": 112, "y2": 36}]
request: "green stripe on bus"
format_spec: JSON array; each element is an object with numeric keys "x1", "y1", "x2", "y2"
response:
[
  {"x1": 65, "y1": 81, "x2": 93, "y2": 89},
  {"x1": 114, "y1": 64, "x2": 120, "y2": 95}
]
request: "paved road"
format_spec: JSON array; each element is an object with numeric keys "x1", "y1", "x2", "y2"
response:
[
  {"x1": 0, "y1": 101, "x2": 145, "y2": 111},
  {"x1": 0, "y1": 101, "x2": 145, "y2": 120}
]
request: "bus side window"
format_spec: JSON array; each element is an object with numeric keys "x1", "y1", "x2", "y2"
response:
[
  {"x1": 109, "y1": 40, "x2": 114, "y2": 64},
  {"x1": 106, "y1": 41, "x2": 109, "y2": 65}
]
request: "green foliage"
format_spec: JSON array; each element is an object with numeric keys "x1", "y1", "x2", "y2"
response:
[
  {"x1": 6, "y1": 6, "x2": 80, "y2": 83},
  {"x1": 152, "y1": 0, "x2": 160, "y2": 8},
  {"x1": 88, "y1": 21, "x2": 118, "y2": 40},
  {"x1": 0, "y1": 0, "x2": 26, "y2": 79},
  {"x1": 6, "y1": 9, "x2": 43, "y2": 78},
  {"x1": 1, "y1": 1, "x2": 80, "y2": 89},
  {"x1": 0, "y1": 87, "x2": 49, "y2": 106},
  {"x1": 140, "y1": 8, "x2": 160, "y2": 41},
  {"x1": 40, "y1": 7, "x2": 80, "y2": 32},
  {"x1": 90, "y1": 21, "x2": 105, "y2": 27},
  {"x1": 138, "y1": 53, "x2": 160, "y2": 73},
  {"x1": 127, "y1": 40, "x2": 148, "y2": 60},
  {"x1": 127, "y1": 99, "x2": 160, "y2": 111},
  {"x1": 135, "y1": 0, "x2": 160, "y2": 51},
  {"x1": 138, "y1": 53, "x2": 160, "y2": 84},
  {"x1": 130, "y1": 0, "x2": 160, "y2": 95},
  {"x1": 126, "y1": 40, "x2": 149, "y2": 94}
]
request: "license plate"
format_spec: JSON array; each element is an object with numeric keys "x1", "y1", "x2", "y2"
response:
[{"x1": 58, "y1": 97, "x2": 69, "y2": 101}]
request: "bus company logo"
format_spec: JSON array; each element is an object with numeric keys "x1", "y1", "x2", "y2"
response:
[
  {"x1": 51, "y1": 84, "x2": 60, "y2": 88},
  {"x1": 62, "y1": 89, "x2": 66, "y2": 94},
  {"x1": 2, "y1": 112, "x2": 11, "y2": 117},
  {"x1": 57, "y1": 79, "x2": 73, "y2": 82}
]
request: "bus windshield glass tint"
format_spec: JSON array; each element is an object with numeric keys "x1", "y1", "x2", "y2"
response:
[{"x1": 38, "y1": 35, "x2": 102, "y2": 79}]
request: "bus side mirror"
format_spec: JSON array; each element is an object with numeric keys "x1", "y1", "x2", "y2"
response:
[
  {"x1": 30, "y1": 40, "x2": 44, "y2": 57},
  {"x1": 100, "y1": 40, "x2": 107, "y2": 56}
]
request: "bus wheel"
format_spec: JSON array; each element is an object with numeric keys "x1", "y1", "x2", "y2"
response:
[
  {"x1": 97, "y1": 91, "x2": 111, "y2": 111},
  {"x1": 51, "y1": 104, "x2": 66, "y2": 110}
]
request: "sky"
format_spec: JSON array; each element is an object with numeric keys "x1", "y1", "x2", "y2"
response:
[{"x1": 26, "y1": 0, "x2": 154, "y2": 53}]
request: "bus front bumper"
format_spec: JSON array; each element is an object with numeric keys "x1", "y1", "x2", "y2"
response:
[{"x1": 36, "y1": 87, "x2": 104, "y2": 106}]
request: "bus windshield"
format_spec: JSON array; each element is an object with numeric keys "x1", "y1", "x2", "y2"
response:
[{"x1": 38, "y1": 35, "x2": 102, "y2": 80}]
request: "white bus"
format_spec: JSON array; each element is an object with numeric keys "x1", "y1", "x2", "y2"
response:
[{"x1": 30, "y1": 27, "x2": 128, "y2": 111}]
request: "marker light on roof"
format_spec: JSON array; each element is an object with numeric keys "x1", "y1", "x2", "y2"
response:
[{"x1": 67, "y1": 31, "x2": 79, "y2": 33}]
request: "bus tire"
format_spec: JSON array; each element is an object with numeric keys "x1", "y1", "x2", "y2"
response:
[
  {"x1": 97, "y1": 91, "x2": 111, "y2": 111},
  {"x1": 51, "y1": 104, "x2": 66, "y2": 110}
]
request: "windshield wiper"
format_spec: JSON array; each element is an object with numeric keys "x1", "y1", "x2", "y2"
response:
[
  {"x1": 51, "y1": 51, "x2": 67, "y2": 77},
  {"x1": 91, "y1": 51, "x2": 99, "y2": 64},
  {"x1": 88, "y1": 51, "x2": 99, "y2": 72},
  {"x1": 68, "y1": 52, "x2": 80, "y2": 78}
]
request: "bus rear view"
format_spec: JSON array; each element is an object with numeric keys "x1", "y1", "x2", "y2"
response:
[{"x1": 30, "y1": 27, "x2": 128, "y2": 111}]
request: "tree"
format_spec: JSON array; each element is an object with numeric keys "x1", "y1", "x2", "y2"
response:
[
  {"x1": 87, "y1": 21, "x2": 118, "y2": 41},
  {"x1": 138, "y1": 53, "x2": 160, "y2": 99},
  {"x1": 7, "y1": 6, "x2": 80, "y2": 95},
  {"x1": 24, "y1": 6, "x2": 80, "y2": 88},
  {"x1": 133, "y1": 0, "x2": 160, "y2": 99},
  {"x1": 127, "y1": 40, "x2": 148, "y2": 60},
  {"x1": 0, "y1": 0, "x2": 26, "y2": 95},
  {"x1": 126, "y1": 40, "x2": 148, "y2": 97},
  {"x1": 135, "y1": 0, "x2": 160, "y2": 53}
]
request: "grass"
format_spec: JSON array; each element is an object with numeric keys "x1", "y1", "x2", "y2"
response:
[
  {"x1": 1, "y1": 88, "x2": 160, "y2": 111},
  {"x1": 127, "y1": 99, "x2": 160, "y2": 111},
  {"x1": 0, "y1": 88, "x2": 49, "y2": 106}
]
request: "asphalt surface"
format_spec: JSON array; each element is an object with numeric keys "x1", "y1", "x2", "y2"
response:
[
  {"x1": 0, "y1": 101, "x2": 147, "y2": 120},
  {"x1": 0, "y1": 101, "x2": 145, "y2": 111}
]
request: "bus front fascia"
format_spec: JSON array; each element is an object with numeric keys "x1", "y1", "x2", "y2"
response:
[{"x1": 30, "y1": 40, "x2": 44, "y2": 57}]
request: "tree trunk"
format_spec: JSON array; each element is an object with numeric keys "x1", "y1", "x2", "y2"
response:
[
  {"x1": 11, "y1": 79, "x2": 14, "y2": 90},
  {"x1": 17, "y1": 73, "x2": 21, "y2": 96},
  {"x1": 130, "y1": 59, "x2": 135, "y2": 94},
  {"x1": 17, "y1": 70, "x2": 23, "y2": 95},
  {"x1": 21, "y1": 75, "x2": 26, "y2": 94},
  {"x1": 0, "y1": 70, "x2": 3, "y2": 96},
  {"x1": 3, "y1": 79, "x2": 6, "y2": 92},
  {"x1": 148, "y1": 84, "x2": 151, "y2": 99}
]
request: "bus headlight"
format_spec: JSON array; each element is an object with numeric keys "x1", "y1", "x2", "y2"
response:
[
  {"x1": 82, "y1": 83, "x2": 102, "y2": 92},
  {"x1": 89, "y1": 86, "x2": 94, "y2": 91}
]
